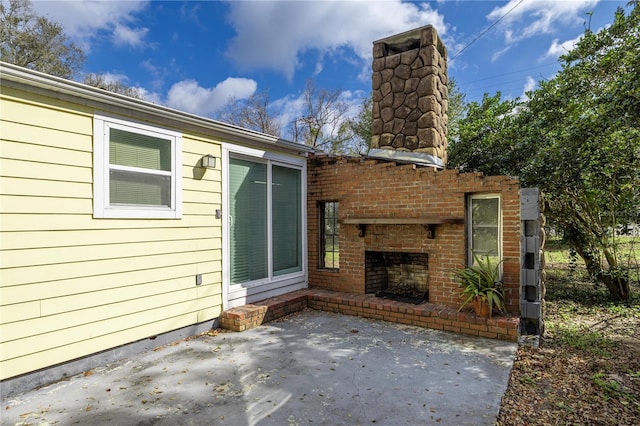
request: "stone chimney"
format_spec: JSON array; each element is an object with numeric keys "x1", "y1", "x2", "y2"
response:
[{"x1": 371, "y1": 25, "x2": 448, "y2": 165}]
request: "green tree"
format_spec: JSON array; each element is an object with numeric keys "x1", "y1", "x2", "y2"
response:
[
  {"x1": 447, "y1": 92, "x2": 518, "y2": 176},
  {"x1": 450, "y1": 4, "x2": 640, "y2": 300},
  {"x1": 0, "y1": 0, "x2": 84, "y2": 78},
  {"x1": 446, "y1": 77, "x2": 467, "y2": 144}
]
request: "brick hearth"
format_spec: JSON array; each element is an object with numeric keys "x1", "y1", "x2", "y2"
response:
[{"x1": 220, "y1": 288, "x2": 519, "y2": 341}]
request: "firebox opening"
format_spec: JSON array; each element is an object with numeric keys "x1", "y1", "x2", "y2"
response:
[{"x1": 365, "y1": 251, "x2": 428, "y2": 305}]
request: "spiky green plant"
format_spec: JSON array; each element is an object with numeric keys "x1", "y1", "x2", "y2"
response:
[{"x1": 454, "y1": 255, "x2": 506, "y2": 317}]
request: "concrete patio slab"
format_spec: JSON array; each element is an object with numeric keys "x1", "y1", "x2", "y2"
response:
[{"x1": 1, "y1": 310, "x2": 517, "y2": 425}]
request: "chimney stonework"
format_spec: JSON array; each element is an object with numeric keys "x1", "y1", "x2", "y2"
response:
[{"x1": 371, "y1": 25, "x2": 448, "y2": 164}]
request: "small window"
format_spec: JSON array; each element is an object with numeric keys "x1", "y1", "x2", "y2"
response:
[
  {"x1": 94, "y1": 115, "x2": 182, "y2": 218},
  {"x1": 468, "y1": 194, "x2": 501, "y2": 266},
  {"x1": 320, "y1": 201, "x2": 339, "y2": 269}
]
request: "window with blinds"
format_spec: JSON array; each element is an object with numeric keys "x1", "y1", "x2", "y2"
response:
[
  {"x1": 228, "y1": 157, "x2": 303, "y2": 285},
  {"x1": 93, "y1": 115, "x2": 182, "y2": 219},
  {"x1": 109, "y1": 128, "x2": 172, "y2": 206}
]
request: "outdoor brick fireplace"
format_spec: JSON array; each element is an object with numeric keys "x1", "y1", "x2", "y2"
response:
[
  {"x1": 222, "y1": 25, "x2": 541, "y2": 343},
  {"x1": 307, "y1": 157, "x2": 522, "y2": 314},
  {"x1": 365, "y1": 251, "x2": 429, "y2": 303},
  {"x1": 307, "y1": 25, "x2": 522, "y2": 320}
]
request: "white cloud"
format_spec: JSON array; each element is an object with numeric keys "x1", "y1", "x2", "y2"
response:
[
  {"x1": 31, "y1": 0, "x2": 150, "y2": 50},
  {"x1": 136, "y1": 88, "x2": 162, "y2": 105},
  {"x1": 521, "y1": 76, "x2": 537, "y2": 100},
  {"x1": 543, "y1": 34, "x2": 583, "y2": 59},
  {"x1": 165, "y1": 78, "x2": 257, "y2": 116},
  {"x1": 225, "y1": 0, "x2": 447, "y2": 80},
  {"x1": 491, "y1": 46, "x2": 512, "y2": 63},
  {"x1": 112, "y1": 23, "x2": 149, "y2": 47},
  {"x1": 487, "y1": 0, "x2": 599, "y2": 44}
]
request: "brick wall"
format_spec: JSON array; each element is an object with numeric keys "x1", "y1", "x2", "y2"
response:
[{"x1": 307, "y1": 154, "x2": 522, "y2": 314}]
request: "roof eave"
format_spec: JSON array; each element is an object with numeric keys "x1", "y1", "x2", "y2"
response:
[{"x1": 0, "y1": 61, "x2": 313, "y2": 156}]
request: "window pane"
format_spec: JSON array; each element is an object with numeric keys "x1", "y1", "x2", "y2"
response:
[
  {"x1": 472, "y1": 227, "x2": 499, "y2": 256},
  {"x1": 110, "y1": 169, "x2": 170, "y2": 206},
  {"x1": 272, "y1": 165, "x2": 302, "y2": 276},
  {"x1": 472, "y1": 198, "x2": 499, "y2": 226},
  {"x1": 110, "y1": 128, "x2": 171, "y2": 171},
  {"x1": 470, "y1": 197, "x2": 500, "y2": 260},
  {"x1": 229, "y1": 158, "x2": 267, "y2": 284},
  {"x1": 320, "y1": 201, "x2": 339, "y2": 269}
]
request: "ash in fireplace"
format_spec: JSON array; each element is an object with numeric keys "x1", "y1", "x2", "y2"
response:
[{"x1": 377, "y1": 277, "x2": 428, "y2": 304}]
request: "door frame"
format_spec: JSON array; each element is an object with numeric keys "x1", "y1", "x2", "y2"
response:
[{"x1": 221, "y1": 143, "x2": 308, "y2": 309}]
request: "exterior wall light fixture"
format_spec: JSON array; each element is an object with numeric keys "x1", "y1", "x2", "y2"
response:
[{"x1": 201, "y1": 154, "x2": 217, "y2": 169}]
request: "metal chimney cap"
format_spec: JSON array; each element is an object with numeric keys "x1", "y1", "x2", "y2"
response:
[{"x1": 364, "y1": 148, "x2": 444, "y2": 169}]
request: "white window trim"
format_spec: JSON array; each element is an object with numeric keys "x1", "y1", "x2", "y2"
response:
[
  {"x1": 221, "y1": 143, "x2": 308, "y2": 308},
  {"x1": 93, "y1": 114, "x2": 182, "y2": 219},
  {"x1": 467, "y1": 193, "x2": 502, "y2": 266}
]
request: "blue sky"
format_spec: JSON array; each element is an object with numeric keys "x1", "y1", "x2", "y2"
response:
[{"x1": 29, "y1": 0, "x2": 630, "y2": 139}]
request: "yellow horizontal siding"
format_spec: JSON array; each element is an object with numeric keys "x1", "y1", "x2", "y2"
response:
[
  {"x1": 182, "y1": 174, "x2": 222, "y2": 191},
  {"x1": 0, "y1": 213, "x2": 217, "y2": 231},
  {"x1": 183, "y1": 202, "x2": 221, "y2": 216},
  {"x1": 1, "y1": 287, "x2": 222, "y2": 343},
  {"x1": 0, "y1": 93, "x2": 92, "y2": 134},
  {"x1": 2, "y1": 296, "x2": 220, "y2": 360},
  {"x1": 41, "y1": 278, "x2": 202, "y2": 316},
  {"x1": 0, "y1": 158, "x2": 92, "y2": 182},
  {"x1": 196, "y1": 283, "x2": 222, "y2": 298},
  {"x1": 2, "y1": 237, "x2": 219, "y2": 269},
  {"x1": 89, "y1": 295, "x2": 220, "y2": 338},
  {"x1": 1, "y1": 266, "x2": 221, "y2": 305},
  {"x1": 0, "y1": 195, "x2": 90, "y2": 214},
  {"x1": 0, "y1": 119, "x2": 92, "y2": 151},
  {"x1": 1, "y1": 140, "x2": 92, "y2": 167},
  {"x1": 184, "y1": 189, "x2": 221, "y2": 205},
  {"x1": 1, "y1": 177, "x2": 92, "y2": 198},
  {"x1": 2, "y1": 249, "x2": 219, "y2": 287},
  {"x1": 0, "y1": 85, "x2": 226, "y2": 381},
  {"x1": 0, "y1": 311, "x2": 216, "y2": 379},
  {"x1": 183, "y1": 137, "x2": 222, "y2": 157},
  {"x1": 0, "y1": 301, "x2": 40, "y2": 324},
  {"x1": 1, "y1": 227, "x2": 221, "y2": 250}
]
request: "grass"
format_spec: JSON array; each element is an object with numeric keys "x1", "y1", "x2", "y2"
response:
[
  {"x1": 548, "y1": 323, "x2": 615, "y2": 357},
  {"x1": 592, "y1": 371, "x2": 629, "y2": 401},
  {"x1": 544, "y1": 235, "x2": 640, "y2": 283}
]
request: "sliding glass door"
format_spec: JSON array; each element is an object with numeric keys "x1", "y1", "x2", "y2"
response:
[{"x1": 228, "y1": 157, "x2": 302, "y2": 286}]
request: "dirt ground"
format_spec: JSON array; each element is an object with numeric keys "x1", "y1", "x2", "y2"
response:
[{"x1": 497, "y1": 269, "x2": 640, "y2": 425}]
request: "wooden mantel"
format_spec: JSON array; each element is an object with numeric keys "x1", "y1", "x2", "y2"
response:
[{"x1": 341, "y1": 217, "x2": 464, "y2": 238}]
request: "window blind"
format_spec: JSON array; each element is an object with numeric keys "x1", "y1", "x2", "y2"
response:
[
  {"x1": 110, "y1": 128, "x2": 171, "y2": 170},
  {"x1": 272, "y1": 165, "x2": 302, "y2": 276},
  {"x1": 229, "y1": 158, "x2": 268, "y2": 284},
  {"x1": 109, "y1": 128, "x2": 172, "y2": 206}
]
